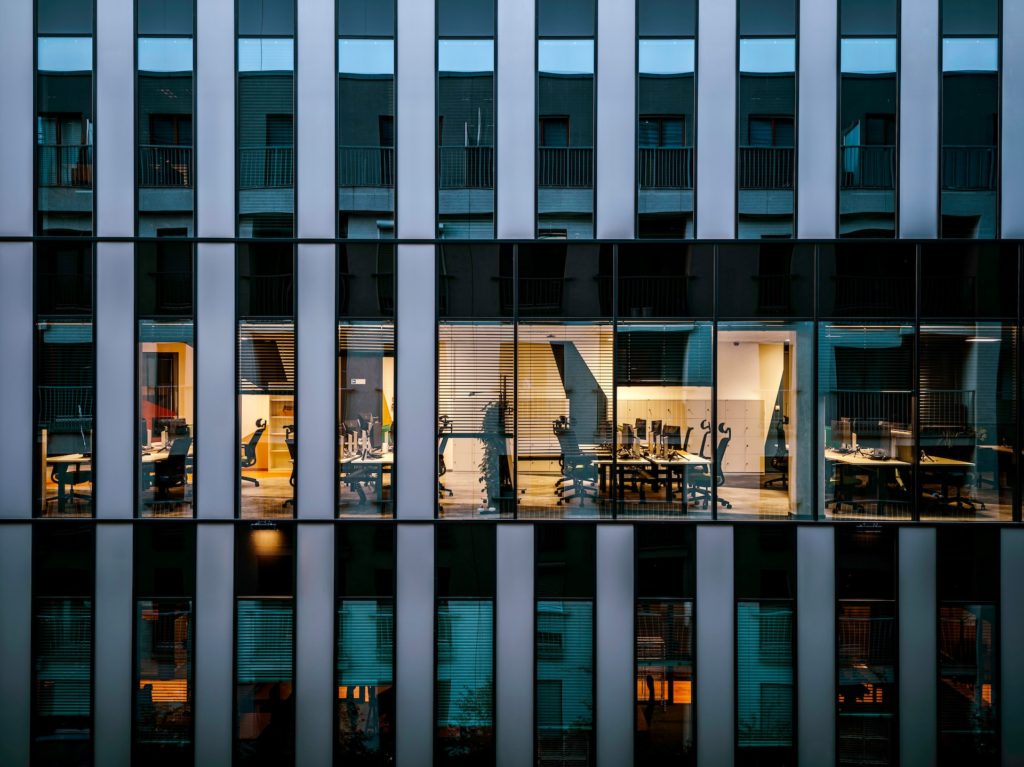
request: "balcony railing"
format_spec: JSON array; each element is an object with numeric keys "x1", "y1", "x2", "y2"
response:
[
  {"x1": 138, "y1": 145, "x2": 193, "y2": 187},
  {"x1": 840, "y1": 145, "x2": 895, "y2": 190},
  {"x1": 738, "y1": 146, "x2": 794, "y2": 190},
  {"x1": 338, "y1": 145, "x2": 395, "y2": 187},
  {"x1": 239, "y1": 146, "x2": 294, "y2": 189},
  {"x1": 439, "y1": 146, "x2": 494, "y2": 189},
  {"x1": 538, "y1": 147, "x2": 593, "y2": 188},
  {"x1": 638, "y1": 147, "x2": 693, "y2": 189},
  {"x1": 942, "y1": 145, "x2": 996, "y2": 191},
  {"x1": 37, "y1": 273, "x2": 92, "y2": 313},
  {"x1": 38, "y1": 144, "x2": 93, "y2": 188},
  {"x1": 832, "y1": 275, "x2": 914, "y2": 316}
]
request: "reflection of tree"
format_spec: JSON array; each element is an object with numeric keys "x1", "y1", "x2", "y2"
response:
[
  {"x1": 439, "y1": 683, "x2": 494, "y2": 759},
  {"x1": 477, "y1": 399, "x2": 511, "y2": 512}
]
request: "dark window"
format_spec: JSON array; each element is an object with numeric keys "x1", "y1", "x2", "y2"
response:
[
  {"x1": 739, "y1": 0, "x2": 796, "y2": 36},
  {"x1": 749, "y1": 116, "x2": 794, "y2": 147},
  {"x1": 138, "y1": 0, "x2": 194, "y2": 34},
  {"x1": 538, "y1": 0, "x2": 595, "y2": 36},
  {"x1": 540, "y1": 117, "x2": 569, "y2": 147},
  {"x1": 238, "y1": 0, "x2": 295, "y2": 35},
  {"x1": 638, "y1": 0, "x2": 696, "y2": 37},
  {"x1": 337, "y1": 0, "x2": 395, "y2": 35},
  {"x1": 639, "y1": 116, "x2": 685, "y2": 148}
]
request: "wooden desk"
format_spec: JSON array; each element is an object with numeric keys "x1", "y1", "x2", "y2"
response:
[
  {"x1": 594, "y1": 452, "x2": 709, "y2": 503},
  {"x1": 45, "y1": 454, "x2": 91, "y2": 514},
  {"x1": 340, "y1": 452, "x2": 394, "y2": 505}
]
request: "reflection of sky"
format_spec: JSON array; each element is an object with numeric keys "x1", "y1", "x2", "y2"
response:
[
  {"x1": 539, "y1": 39, "x2": 594, "y2": 75},
  {"x1": 138, "y1": 38, "x2": 193, "y2": 72},
  {"x1": 943, "y1": 38, "x2": 997, "y2": 72},
  {"x1": 740, "y1": 38, "x2": 795, "y2": 73},
  {"x1": 639, "y1": 39, "x2": 694, "y2": 75},
  {"x1": 238, "y1": 38, "x2": 294, "y2": 72},
  {"x1": 841, "y1": 38, "x2": 896, "y2": 74},
  {"x1": 38, "y1": 37, "x2": 92, "y2": 71},
  {"x1": 338, "y1": 39, "x2": 394, "y2": 75},
  {"x1": 439, "y1": 39, "x2": 493, "y2": 73}
]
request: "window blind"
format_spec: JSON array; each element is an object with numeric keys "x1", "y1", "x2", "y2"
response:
[
  {"x1": 737, "y1": 601, "x2": 793, "y2": 748},
  {"x1": 135, "y1": 600, "x2": 193, "y2": 745},
  {"x1": 615, "y1": 324, "x2": 711, "y2": 387},
  {"x1": 537, "y1": 600, "x2": 593, "y2": 765},
  {"x1": 238, "y1": 322, "x2": 295, "y2": 394},
  {"x1": 337, "y1": 599, "x2": 394, "y2": 687},
  {"x1": 236, "y1": 599, "x2": 293, "y2": 684},
  {"x1": 438, "y1": 323, "x2": 514, "y2": 436},
  {"x1": 436, "y1": 600, "x2": 494, "y2": 729},
  {"x1": 33, "y1": 598, "x2": 92, "y2": 719}
]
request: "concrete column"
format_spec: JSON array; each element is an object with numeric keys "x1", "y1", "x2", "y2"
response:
[
  {"x1": 696, "y1": 524, "x2": 734, "y2": 767},
  {"x1": 0, "y1": 0, "x2": 33, "y2": 237},
  {"x1": 496, "y1": 524, "x2": 534, "y2": 767},
  {"x1": 797, "y1": 0, "x2": 837, "y2": 237},
  {"x1": 595, "y1": 0, "x2": 635, "y2": 238},
  {"x1": 797, "y1": 526, "x2": 835, "y2": 767},
  {"x1": 1002, "y1": 529, "x2": 1024, "y2": 767},
  {"x1": 0, "y1": 244, "x2": 34, "y2": 518},
  {"x1": 94, "y1": 524, "x2": 133, "y2": 767},
  {"x1": 196, "y1": 0, "x2": 236, "y2": 236},
  {"x1": 296, "y1": 523, "x2": 335, "y2": 767},
  {"x1": 496, "y1": 0, "x2": 536, "y2": 238},
  {"x1": 899, "y1": 527, "x2": 936, "y2": 767},
  {"x1": 195, "y1": 524, "x2": 234, "y2": 767},
  {"x1": 95, "y1": 0, "x2": 134, "y2": 236},
  {"x1": 596, "y1": 525, "x2": 634, "y2": 767},
  {"x1": 0, "y1": 524, "x2": 31, "y2": 767},
  {"x1": 396, "y1": 0, "x2": 436, "y2": 238},
  {"x1": 1001, "y1": 0, "x2": 1024, "y2": 236},
  {"x1": 899, "y1": 0, "x2": 939, "y2": 237},
  {"x1": 396, "y1": 524, "x2": 434, "y2": 766},
  {"x1": 297, "y1": 0, "x2": 336, "y2": 237}
]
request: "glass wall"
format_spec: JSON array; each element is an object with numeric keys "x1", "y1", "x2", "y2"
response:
[
  {"x1": 737, "y1": 0, "x2": 796, "y2": 238},
  {"x1": 637, "y1": 0, "x2": 695, "y2": 238},
  {"x1": 838, "y1": 0, "x2": 897, "y2": 238},
  {"x1": 337, "y1": 0, "x2": 395, "y2": 238},
  {"x1": 836, "y1": 527, "x2": 897, "y2": 767},
  {"x1": 536, "y1": 524, "x2": 595, "y2": 767},
  {"x1": 137, "y1": 0, "x2": 194, "y2": 235},
  {"x1": 437, "y1": 0, "x2": 495, "y2": 238},
  {"x1": 238, "y1": 244, "x2": 295, "y2": 517},
  {"x1": 635, "y1": 525, "x2": 695, "y2": 764},
  {"x1": 137, "y1": 241, "x2": 195, "y2": 517},
  {"x1": 32, "y1": 522, "x2": 95, "y2": 766},
  {"x1": 134, "y1": 524, "x2": 196, "y2": 766},
  {"x1": 435, "y1": 525, "x2": 495, "y2": 765},
  {"x1": 235, "y1": 523, "x2": 296, "y2": 766},
  {"x1": 336, "y1": 523, "x2": 395, "y2": 764},
  {"x1": 537, "y1": 0, "x2": 595, "y2": 239},
  {"x1": 940, "y1": 0, "x2": 999, "y2": 239}
]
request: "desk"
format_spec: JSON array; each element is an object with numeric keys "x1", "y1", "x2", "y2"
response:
[
  {"x1": 594, "y1": 452, "x2": 709, "y2": 504},
  {"x1": 45, "y1": 454, "x2": 91, "y2": 515},
  {"x1": 919, "y1": 454, "x2": 975, "y2": 510},
  {"x1": 340, "y1": 452, "x2": 394, "y2": 505},
  {"x1": 824, "y1": 449, "x2": 911, "y2": 517}
]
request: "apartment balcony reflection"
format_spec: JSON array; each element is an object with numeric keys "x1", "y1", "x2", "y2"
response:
[
  {"x1": 840, "y1": 145, "x2": 895, "y2": 189},
  {"x1": 239, "y1": 146, "x2": 295, "y2": 189},
  {"x1": 832, "y1": 275, "x2": 914, "y2": 315},
  {"x1": 638, "y1": 147, "x2": 693, "y2": 190},
  {"x1": 37, "y1": 273, "x2": 93, "y2": 314},
  {"x1": 942, "y1": 146, "x2": 997, "y2": 191},
  {"x1": 338, "y1": 145, "x2": 395, "y2": 188},
  {"x1": 439, "y1": 146, "x2": 494, "y2": 189},
  {"x1": 138, "y1": 145, "x2": 192, "y2": 187},
  {"x1": 38, "y1": 144, "x2": 93, "y2": 188},
  {"x1": 738, "y1": 146, "x2": 794, "y2": 190},
  {"x1": 538, "y1": 147, "x2": 593, "y2": 188}
]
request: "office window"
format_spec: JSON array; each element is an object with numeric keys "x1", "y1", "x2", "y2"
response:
[
  {"x1": 737, "y1": 0, "x2": 796, "y2": 239},
  {"x1": 137, "y1": 0, "x2": 194, "y2": 236},
  {"x1": 518, "y1": 244, "x2": 612, "y2": 318},
  {"x1": 618, "y1": 243, "x2": 713, "y2": 318},
  {"x1": 637, "y1": 0, "x2": 696, "y2": 238},
  {"x1": 818, "y1": 242, "x2": 916, "y2": 318},
  {"x1": 235, "y1": 523, "x2": 296, "y2": 766},
  {"x1": 238, "y1": 244, "x2": 296, "y2": 517},
  {"x1": 338, "y1": 0, "x2": 395, "y2": 238},
  {"x1": 717, "y1": 243, "x2": 814, "y2": 318},
  {"x1": 920, "y1": 242, "x2": 1018, "y2": 318},
  {"x1": 941, "y1": 0, "x2": 999, "y2": 239},
  {"x1": 635, "y1": 526, "x2": 695, "y2": 764},
  {"x1": 32, "y1": 523, "x2": 95, "y2": 767},
  {"x1": 336, "y1": 524, "x2": 396, "y2": 764},
  {"x1": 839, "y1": 0, "x2": 897, "y2": 237},
  {"x1": 134, "y1": 524, "x2": 196, "y2": 766},
  {"x1": 35, "y1": 243, "x2": 95, "y2": 517},
  {"x1": 437, "y1": 243, "x2": 513, "y2": 319},
  {"x1": 536, "y1": 525, "x2": 595, "y2": 767}
]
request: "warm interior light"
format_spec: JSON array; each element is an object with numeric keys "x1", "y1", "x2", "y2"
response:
[
  {"x1": 252, "y1": 528, "x2": 283, "y2": 554},
  {"x1": 138, "y1": 679, "x2": 189, "y2": 703}
]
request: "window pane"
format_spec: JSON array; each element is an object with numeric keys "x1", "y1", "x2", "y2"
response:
[
  {"x1": 135, "y1": 600, "x2": 193, "y2": 765},
  {"x1": 339, "y1": 243, "x2": 395, "y2": 317},
  {"x1": 636, "y1": 525, "x2": 696, "y2": 600},
  {"x1": 438, "y1": 0, "x2": 494, "y2": 36},
  {"x1": 338, "y1": 0, "x2": 395, "y2": 36},
  {"x1": 538, "y1": 0, "x2": 595, "y2": 37},
  {"x1": 921, "y1": 243, "x2": 1017, "y2": 318},
  {"x1": 437, "y1": 243, "x2": 513, "y2": 319},
  {"x1": 736, "y1": 601, "x2": 794, "y2": 764},
  {"x1": 716, "y1": 243, "x2": 814, "y2": 317},
  {"x1": 138, "y1": 0, "x2": 194, "y2": 35},
  {"x1": 518, "y1": 244, "x2": 612, "y2": 318},
  {"x1": 939, "y1": 605, "x2": 997, "y2": 765},
  {"x1": 238, "y1": 0, "x2": 295, "y2": 35},
  {"x1": 537, "y1": 601, "x2": 594, "y2": 767},
  {"x1": 840, "y1": 0, "x2": 897, "y2": 35},
  {"x1": 818, "y1": 243, "x2": 915, "y2": 317},
  {"x1": 337, "y1": 599, "x2": 395, "y2": 763},
  {"x1": 38, "y1": 0, "x2": 93, "y2": 33},
  {"x1": 942, "y1": 0, "x2": 998, "y2": 36},
  {"x1": 638, "y1": 0, "x2": 696, "y2": 37},
  {"x1": 739, "y1": 0, "x2": 796, "y2": 36}
]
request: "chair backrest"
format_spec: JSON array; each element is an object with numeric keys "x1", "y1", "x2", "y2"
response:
[
  {"x1": 682, "y1": 426, "x2": 694, "y2": 452},
  {"x1": 714, "y1": 425, "x2": 732, "y2": 484},
  {"x1": 170, "y1": 436, "x2": 192, "y2": 456},
  {"x1": 242, "y1": 419, "x2": 267, "y2": 466},
  {"x1": 663, "y1": 425, "x2": 681, "y2": 449},
  {"x1": 284, "y1": 425, "x2": 296, "y2": 460}
]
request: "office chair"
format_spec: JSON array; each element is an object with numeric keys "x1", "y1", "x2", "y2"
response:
[
  {"x1": 553, "y1": 416, "x2": 598, "y2": 505},
  {"x1": 240, "y1": 419, "x2": 267, "y2": 487},
  {"x1": 283, "y1": 424, "x2": 296, "y2": 508},
  {"x1": 688, "y1": 424, "x2": 733, "y2": 509},
  {"x1": 153, "y1": 436, "x2": 192, "y2": 498},
  {"x1": 438, "y1": 414, "x2": 453, "y2": 499},
  {"x1": 763, "y1": 420, "x2": 789, "y2": 489},
  {"x1": 663, "y1": 425, "x2": 682, "y2": 450}
]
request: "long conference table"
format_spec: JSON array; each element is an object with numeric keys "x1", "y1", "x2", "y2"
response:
[{"x1": 593, "y1": 452, "x2": 710, "y2": 503}]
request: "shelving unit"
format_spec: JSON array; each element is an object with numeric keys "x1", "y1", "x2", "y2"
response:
[{"x1": 268, "y1": 396, "x2": 295, "y2": 472}]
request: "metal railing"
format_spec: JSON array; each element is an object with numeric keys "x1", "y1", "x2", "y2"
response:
[
  {"x1": 37, "y1": 273, "x2": 92, "y2": 313},
  {"x1": 239, "y1": 146, "x2": 294, "y2": 189},
  {"x1": 537, "y1": 147, "x2": 593, "y2": 188},
  {"x1": 617, "y1": 275, "x2": 691, "y2": 316},
  {"x1": 754, "y1": 273, "x2": 797, "y2": 315},
  {"x1": 242, "y1": 274, "x2": 294, "y2": 316},
  {"x1": 38, "y1": 144, "x2": 93, "y2": 187},
  {"x1": 638, "y1": 147, "x2": 693, "y2": 189},
  {"x1": 942, "y1": 145, "x2": 997, "y2": 191},
  {"x1": 439, "y1": 146, "x2": 494, "y2": 189},
  {"x1": 338, "y1": 145, "x2": 395, "y2": 187},
  {"x1": 152, "y1": 271, "x2": 193, "y2": 313},
  {"x1": 498, "y1": 276, "x2": 565, "y2": 314},
  {"x1": 738, "y1": 146, "x2": 794, "y2": 190},
  {"x1": 138, "y1": 145, "x2": 193, "y2": 187},
  {"x1": 840, "y1": 145, "x2": 895, "y2": 190},
  {"x1": 831, "y1": 275, "x2": 914, "y2": 315}
]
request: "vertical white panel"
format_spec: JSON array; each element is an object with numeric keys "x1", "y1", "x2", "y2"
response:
[
  {"x1": 797, "y1": 0, "x2": 837, "y2": 237},
  {"x1": 396, "y1": 0, "x2": 436, "y2": 237},
  {"x1": 396, "y1": 524, "x2": 434, "y2": 766},
  {"x1": 94, "y1": 524, "x2": 133, "y2": 767},
  {"x1": 899, "y1": 527, "x2": 936, "y2": 767},
  {"x1": 696, "y1": 0, "x2": 737, "y2": 238},
  {"x1": 0, "y1": 244, "x2": 34, "y2": 517},
  {"x1": 296, "y1": 523, "x2": 335, "y2": 767},
  {"x1": 1002, "y1": 529, "x2": 1024, "y2": 767},
  {"x1": 297, "y1": 0, "x2": 336, "y2": 237},
  {"x1": 95, "y1": 242, "x2": 135, "y2": 518},
  {"x1": 497, "y1": 524, "x2": 534, "y2": 767},
  {"x1": 496, "y1": 0, "x2": 536, "y2": 238},
  {"x1": 195, "y1": 524, "x2": 234, "y2": 767},
  {"x1": 297, "y1": 244, "x2": 336, "y2": 518},
  {"x1": 0, "y1": 524, "x2": 31, "y2": 767},
  {"x1": 596, "y1": 525, "x2": 634, "y2": 767},
  {"x1": 95, "y1": 0, "x2": 135, "y2": 235},
  {"x1": 797, "y1": 526, "x2": 835, "y2": 767},
  {"x1": 1001, "y1": 1, "x2": 1024, "y2": 236},
  {"x1": 396, "y1": 244, "x2": 436, "y2": 519},
  {"x1": 696, "y1": 524, "x2": 734, "y2": 767},
  {"x1": 596, "y1": 0, "x2": 635, "y2": 238},
  {"x1": 899, "y1": 0, "x2": 939, "y2": 238},
  {"x1": 196, "y1": 0, "x2": 236, "y2": 236},
  {"x1": 196, "y1": 244, "x2": 237, "y2": 518},
  {"x1": 0, "y1": 0, "x2": 33, "y2": 236}
]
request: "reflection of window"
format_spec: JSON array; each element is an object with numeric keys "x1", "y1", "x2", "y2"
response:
[
  {"x1": 150, "y1": 114, "x2": 193, "y2": 145},
  {"x1": 749, "y1": 116, "x2": 794, "y2": 147},
  {"x1": 639, "y1": 116, "x2": 684, "y2": 147},
  {"x1": 540, "y1": 117, "x2": 569, "y2": 147}
]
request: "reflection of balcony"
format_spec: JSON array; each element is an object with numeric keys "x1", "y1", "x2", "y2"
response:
[
  {"x1": 617, "y1": 275, "x2": 691, "y2": 316},
  {"x1": 439, "y1": 146, "x2": 494, "y2": 189},
  {"x1": 754, "y1": 273, "x2": 797, "y2": 315},
  {"x1": 338, "y1": 145, "x2": 395, "y2": 187},
  {"x1": 840, "y1": 145, "x2": 895, "y2": 189},
  {"x1": 738, "y1": 146, "x2": 794, "y2": 190},
  {"x1": 243, "y1": 274, "x2": 294, "y2": 316},
  {"x1": 942, "y1": 146, "x2": 996, "y2": 191},
  {"x1": 38, "y1": 144, "x2": 93, "y2": 187},
  {"x1": 832, "y1": 275, "x2": 913, "y2": 315},
  {"x1": 138, "y1": 145, "x2": 193, "y2": 187},
  {"x1": 38, "y1": 273, "x2": 92, "y2": 313},
  {"x1": 152, "y1": 271, "x2": 193, "y2": 314},
  {"x1": 239, "y1": 146, "x2": 294, "y2": 189},
  {"x1": 638, "y1": 147, "x2": 693, "y2": 189},
  {"x1": 538, "y1": 147, "x2": 593, "y2": 188},
  {"x1": 498, "y1": 276, "x2": 565, "y2": 315}
]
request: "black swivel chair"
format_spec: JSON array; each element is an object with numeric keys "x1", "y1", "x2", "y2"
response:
[
  {"x1": 438, "y1": 415, "x2": 454, "y2": 499},
  {"x1": 240, "y1": 419, "x2": 267, "y2": 487},
  {"x1": 689, "y1": 424, "x2": 733, "y2": 509},
  {"x1": 764, "y1": 420, "x2": 789, "y2": 489},
  {"x1": 153, "y1": 436, "x2": 193, "y2": 499},
  {"x1": 553, "y1": 416, "x2": 598, "y2": 505},
  {"x1": 283, "y1": 424, "x2": 296, "y2": 508}
]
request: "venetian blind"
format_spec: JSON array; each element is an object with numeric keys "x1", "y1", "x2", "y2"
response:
[{"x1": 236, "y1": 598, "x2": 293, "y2": 684}]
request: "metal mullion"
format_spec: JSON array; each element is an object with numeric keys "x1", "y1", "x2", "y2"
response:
[
  {"x1": 913, "y1": 244, "x2": 921, "y2": 521},
  {"x1": 711, "y1": 245, "x2": 718, "y2": 519},
  {"x1": 513, "y1": 243, "x2": 519, "y2": 520}
]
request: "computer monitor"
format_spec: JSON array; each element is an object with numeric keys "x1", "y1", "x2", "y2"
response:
[
  {"x1": 139, "y1": 418, "x2": 149, "y2": 448},
  {"x1": 635, "y1": 419, "x2": 647, "y2": 440},
  {"x1": 621, "y1": 423, "x2": 635, "y2": 449},
  {"x1": 663, "y1": 425, "x2": 682, "y2": 449},
  {"x1": 651, "y1": 420, "x2": 662, "y2": 437}
]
